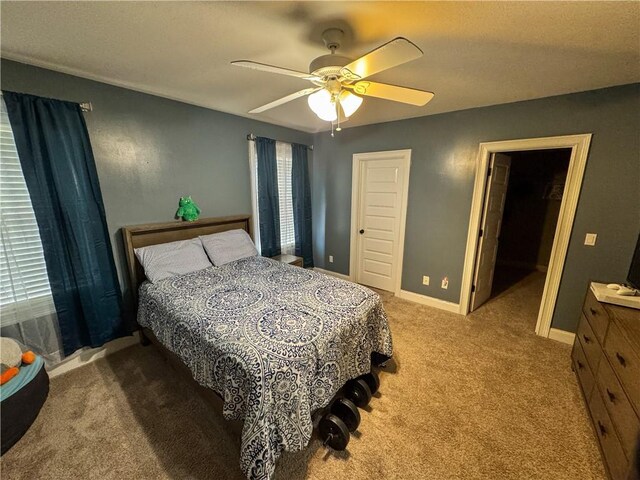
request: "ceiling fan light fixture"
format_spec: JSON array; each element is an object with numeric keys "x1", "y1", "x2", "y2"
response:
[
  {"x1": 339, "y1": 90, "x2": 363, "y2": 118},
  {"x1": 234, "y1": 32, "x2": 431, "y2": 133},
  {"x1": 307, "y1": 89, "x2": 337, "y2": 122}
]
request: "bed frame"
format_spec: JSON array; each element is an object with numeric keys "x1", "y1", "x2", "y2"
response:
[
  {"x1": 121, "y1": 215, "x2": 389, "y2": 464},
  {"x1": 121, "y1": 214, "x2": 252, "y2": 437},
  {"x1": 122, "y1": 214, "x2": 252, "y2": 309}
]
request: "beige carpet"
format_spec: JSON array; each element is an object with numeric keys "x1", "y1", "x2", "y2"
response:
[{"x1": 1, "y1": 272, "x2": 605, "y2": 479}]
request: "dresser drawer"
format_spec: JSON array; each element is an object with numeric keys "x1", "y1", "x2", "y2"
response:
[
  {"x1": 589, "y1": 388, "x2": 629, "y2": 480},
  {"x1": 572, "y1": 340, "x2": 595, "y2": 399},
  {"x1": 583, "y1": 289, "x2": 610, "y2": 344},
  {"x1": 604, "y1": 322, "x2": 640, "y2": 415},
  {"x1": 596, "y1": 356, "x2": 640, "y2": 460},
  {"x1": 577, "y1": 314, "x2": 602, "y2": 373}
]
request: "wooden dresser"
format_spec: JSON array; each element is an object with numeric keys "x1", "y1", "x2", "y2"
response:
[{"x1": 572, "y1": 284, "x2": 640, "y2": 480}]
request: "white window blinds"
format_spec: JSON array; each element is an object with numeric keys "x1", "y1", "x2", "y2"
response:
[
  {"x1": 275, "y1": 141, "x2": 295, "y2": 255},
  {"x1": 249, "y1": 139, "x2": 296, "y2": 256},
  {"x1": 0, "y1": 98, "x2": 54, "y2": 319}
]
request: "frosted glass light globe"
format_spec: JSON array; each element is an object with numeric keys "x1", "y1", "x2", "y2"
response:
[
  {"x1": 308, "y1": 89, "x2": 337, "y2": 122},
  {"x1": 339, "y1": 91, "x2": 363, "y2": 118}
]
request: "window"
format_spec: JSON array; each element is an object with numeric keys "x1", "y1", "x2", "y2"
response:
[
  {"x1": 0, "y1": 98, "x2": 54, "y2": 321},
  {"x1": 249, "y1": 139, "x2": 296, "y2": 255},
  {"x1": 276, "y1": 141, "x2": 295, "y2": 255}
]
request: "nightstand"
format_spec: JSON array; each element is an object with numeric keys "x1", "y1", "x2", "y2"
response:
[{"x1": 271, "y1": 254, "x2": 303, "y2": 267}]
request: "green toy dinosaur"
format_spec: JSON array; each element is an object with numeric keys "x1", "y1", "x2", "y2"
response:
[{"x1": 175, "y1": 196, "x2": 201, "y2": 222}]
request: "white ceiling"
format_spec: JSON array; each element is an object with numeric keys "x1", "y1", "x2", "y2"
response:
[{"x1": 1, "y1": 1, "x2": 639, "y2": 133}]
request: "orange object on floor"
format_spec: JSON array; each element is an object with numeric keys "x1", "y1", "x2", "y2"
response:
[
  {"x1": 21, "y1": 351, "x2": 36, "y2": 364},
  {"x1": 0, "y1": 367, "x2": 19, "y2": 385}
]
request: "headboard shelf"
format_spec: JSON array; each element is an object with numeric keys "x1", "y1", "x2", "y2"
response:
[{"x1": 122, "y1": 215, "x2": 252, "y2": 309}]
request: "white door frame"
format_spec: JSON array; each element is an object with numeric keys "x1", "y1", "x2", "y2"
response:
[
  {"x1": 459, "y1": 134, "x2": 592, "y2": 338},
  {"x1": 349, "y1": 149, "x2": 412, "y2": 294}
]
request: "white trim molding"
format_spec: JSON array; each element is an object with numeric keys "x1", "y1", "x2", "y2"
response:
[
  {"x1": 313, "y1": 267, "x2": 352, "y2": 282},
  {"x1": 397, "y1": 289, "x2": 461, "y2": 314},
  {"x1": 349, "y1": 149, "x2": 412, "y2": 295},
  {"x1": 459, "y1": 134, "x2": 592, "y2": 341},
  {"x1": 247, "y1": 139, "x2": 261, "y2": 251},
  {"x1": 548, "y1": 328, "x2": 576, "y2": 345},
  {"x1": 316, "y1": 268, "x2": 463, "y2": 316},
  {"x1": 48, "y1": 333, "x2": 139, "y2": 378}
]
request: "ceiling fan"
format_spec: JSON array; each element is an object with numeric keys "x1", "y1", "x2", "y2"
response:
[{"x1": 232, "y1": 28, "x2": 434, "y2": 132}]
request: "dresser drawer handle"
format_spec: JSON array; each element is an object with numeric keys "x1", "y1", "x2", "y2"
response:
[
  {"x1": 582, "y1": 334, "x2": 591, "y2": 344},
  {"x1": 597, "y1": 421, "x2": 607, "y2": 437},
  {"x1": 589, "y1": 307, "x2": 598, "y2": 316},
  {"x1": 615, "y1": 352, "x2": 626, "y2": 367},
  {"x1": 606, "y1": 388, "x2": 616, "y2": 403}
]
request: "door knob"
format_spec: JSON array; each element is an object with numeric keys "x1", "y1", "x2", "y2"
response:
[{"x1": 359, "y1": 229, "x2": 365, "y2": 234}]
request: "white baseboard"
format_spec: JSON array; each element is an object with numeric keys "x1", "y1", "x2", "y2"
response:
[
  {"x1": 48, "y1": 333, "x2": 139, "y2": 378},
  {"x1": 548, "y1": 327, "x2": 576, "y2": 345},
  {"x1": 396, "y1": 289, "x2": 461, "y2": 314},
  {"x1": 314, "y1": 267, "x2": 352, "y2": 282}
]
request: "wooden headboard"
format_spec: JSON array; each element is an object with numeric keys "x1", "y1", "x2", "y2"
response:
[{"x1": 122, "y1": 215, "x2": 252, "y2": 308}]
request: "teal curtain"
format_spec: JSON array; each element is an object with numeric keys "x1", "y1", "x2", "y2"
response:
[
  {"x1": 256, "y1": 137, "x2": 281, "y2": 257},
  {"x1": 3, "y1": 91, "x2": 126, "y2": 356},
  {"x1": 292, "y1": 143, "x2": 313, "y2": 267}
]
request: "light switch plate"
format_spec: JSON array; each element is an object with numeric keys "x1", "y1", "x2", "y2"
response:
[
  {"x1": 422, "y1": 275, "x2": 430, "y2": 286},
  {"x1": 584, "y1": 233, "x2": 597, "y2": 246},
  {"x1": 329, "y1": 255, "x2": 334, "y2": 263}
]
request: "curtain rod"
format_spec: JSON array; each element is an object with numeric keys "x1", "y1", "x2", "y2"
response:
[
  {"x1": 247, "y1": 133, "x2": 313, "y2": 151},
  {"x1": 0, "y1": 92, "x2": 92, "y2": 112}
]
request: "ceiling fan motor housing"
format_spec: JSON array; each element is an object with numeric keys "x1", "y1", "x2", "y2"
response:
[
  {"x1": 309, "y1": 28, "x2": 351, "y2": 79},
  {"x1": 309, "y1": 55, "x2": 352, "y2": 79}
]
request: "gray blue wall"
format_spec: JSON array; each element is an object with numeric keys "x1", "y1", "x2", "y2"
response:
[
  {"x1": 3, "y1": 58, "x2": 638, "y2": 333},
  {"x1": 312, "y1": 84, "x2": 640, "y2": 332},
  {"x1": 1, "y1": 59, "x2": 312, "y2": 307}
]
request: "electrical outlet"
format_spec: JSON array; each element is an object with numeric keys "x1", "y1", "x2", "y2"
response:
[
  {"x1": 422, "y1": 275, "x2": 430, "y2": 286},
  {"x1": 441, "y1": 277, "x2": 449, "y2": 289},
  {"x1": 329, "y1": 255, "x2": 334, "y2": 263},
  {"x1": 584, "y1": 233, "x2": 597, "y2": 246}
]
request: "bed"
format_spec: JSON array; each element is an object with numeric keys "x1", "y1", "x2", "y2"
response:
[{"x1": 122, "y1": 215, "x2": 393, "y2": 480}]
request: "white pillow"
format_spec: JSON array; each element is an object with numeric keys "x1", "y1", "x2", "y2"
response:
[
  {"x1": 134, "y1": 238, "x2": 212, "y2": 283},
  {"x1": 200, "y1": 229, "x2": 258, "y2": 266}
]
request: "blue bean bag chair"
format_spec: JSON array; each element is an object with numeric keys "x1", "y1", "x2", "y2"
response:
[{"x1": 1, "y1": 352, "x2": 49, "y2": 455}]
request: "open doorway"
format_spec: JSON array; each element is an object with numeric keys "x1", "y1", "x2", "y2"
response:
[
  {"x1": 460, "y1": 134, "x2": 592, "y2": 341},
  {"x1": 481, "y1": 149, "x2": 571, "y2": 322}
]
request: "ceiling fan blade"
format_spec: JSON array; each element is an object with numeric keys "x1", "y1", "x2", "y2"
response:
[
  {"x1": 340, "y1": 37, "x2": 423, "y2": 81},
  {"x1": 232, "y1": 60, "x2": 319, "y2": 81},
  {"x1": 349, "y1": 81, "x2": 434, "y2": 106},
  {"x1": 249, "y1": 88, "x2": 320, "y2": 114}
]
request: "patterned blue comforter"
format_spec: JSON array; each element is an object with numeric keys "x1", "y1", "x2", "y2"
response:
[{"x1": 137, "y1": 256, "x2": 393, "y2": 480}]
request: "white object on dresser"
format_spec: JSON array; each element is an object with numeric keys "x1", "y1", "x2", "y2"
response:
[{"x1": 591, "y1": 282, "x2": 640, "y2": 310}]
